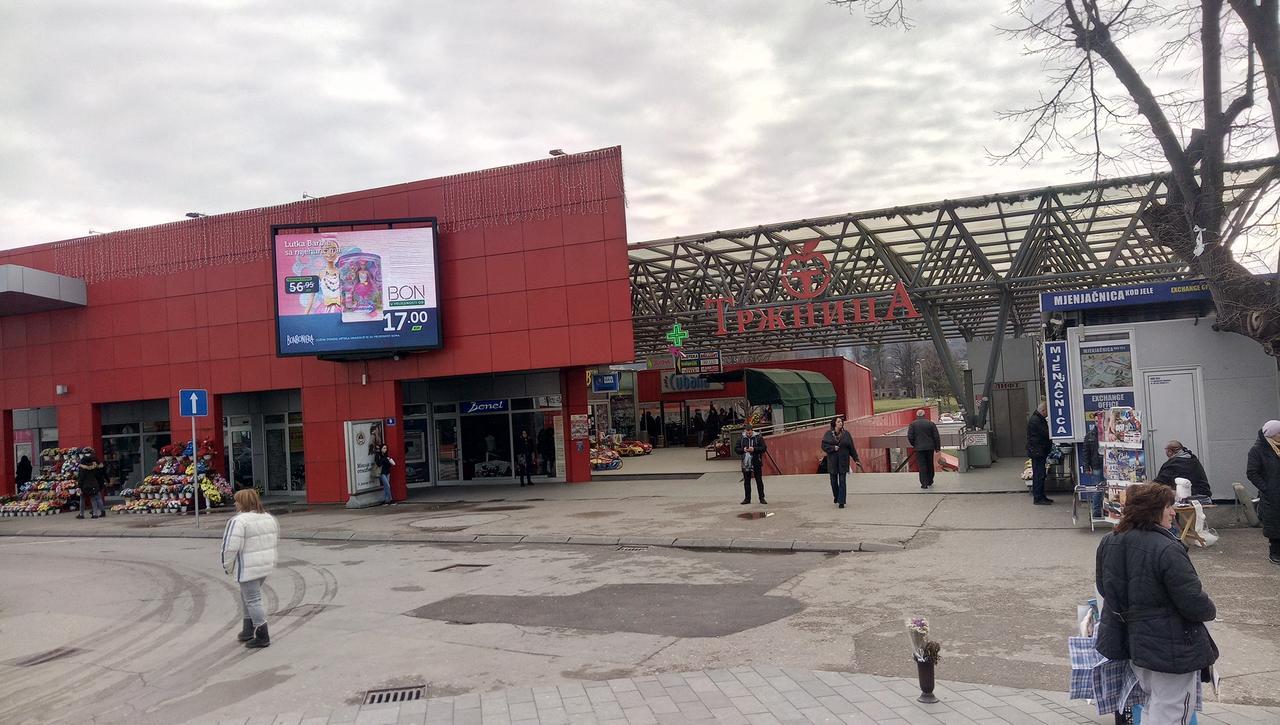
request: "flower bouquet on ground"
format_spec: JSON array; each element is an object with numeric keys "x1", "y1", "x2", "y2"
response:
[{"x1": 907, "y1": 616, "x2": 943, "y2": 703}]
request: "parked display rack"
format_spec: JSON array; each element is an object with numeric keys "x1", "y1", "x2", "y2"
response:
[
  {"x1": 0, "y1": 447, "x2": 89, "y2": 517},
  {"x1": 113, "y1": 440, "x2": 233, "y2": 515}
]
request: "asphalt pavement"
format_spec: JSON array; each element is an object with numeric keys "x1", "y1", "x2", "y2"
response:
[{"x1": 1, "y1": 464, "x2": 1276, "y2": 724}]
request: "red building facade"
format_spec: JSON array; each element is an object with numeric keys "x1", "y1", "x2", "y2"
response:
[{"x1": 0, "y1": 148, "x2": 632, "y2": 503}]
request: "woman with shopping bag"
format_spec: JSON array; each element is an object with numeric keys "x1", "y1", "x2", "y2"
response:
[{"x1": 1094, "y1": 483, "x2": 1217, "y2": 724}]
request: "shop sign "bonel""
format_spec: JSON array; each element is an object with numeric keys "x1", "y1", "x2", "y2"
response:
[
  {"x1": 702, "y1": 242, "x2": 921, "y2": 336},
  {"x1": 462, "y1": 399, "x2": 509, "y2": 415}
]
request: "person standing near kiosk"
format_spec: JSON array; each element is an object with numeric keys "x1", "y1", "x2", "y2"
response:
[{"x1": 1027, "y1": 402, "x2": 1053, "y2": 505}]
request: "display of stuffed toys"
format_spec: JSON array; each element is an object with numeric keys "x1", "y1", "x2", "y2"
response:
[{"x1": 589, "y1": 447, "x2": 623, "y2": 471}]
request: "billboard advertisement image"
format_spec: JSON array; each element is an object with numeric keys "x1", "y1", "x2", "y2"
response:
[{"x1": 272, "y1": 221, "x2": 440, "y2": 356}]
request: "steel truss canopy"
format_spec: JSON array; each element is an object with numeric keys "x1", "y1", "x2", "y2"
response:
[{"x1": 628, "y1": 159, "x2": 1278, "y2": 357}]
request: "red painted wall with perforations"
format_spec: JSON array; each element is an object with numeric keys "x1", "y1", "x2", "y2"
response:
[{"x1": 0, "y1": 148, "x2": 632, "y2": 501}]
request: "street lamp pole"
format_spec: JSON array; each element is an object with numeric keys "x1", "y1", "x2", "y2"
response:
[{"x1": 917, "y1": 361, "x2": 925, "y2": 399}]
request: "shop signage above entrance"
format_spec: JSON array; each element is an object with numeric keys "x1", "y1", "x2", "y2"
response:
[
  {"x1": 660, "y1": 373, "x2": 725, "y2": 394},
  {"x1": 1039, "y1": 279, "x2": 1211, "y2": 312},
  {"x1": 676, "y1": 350, "x2": 722, "y2": 374},
  {"x1": 591, "y1": 373, "x2": 621, "y2": 393},
  {"x1": 461, "y1": 399, "x2": 509, "y2": 415},
  {"x1": 702, "y1": 243, "x2": 921, "y2": 337},
  {"x1": 1043, "y1": 341, "x2": 1075, "y2": 440}
]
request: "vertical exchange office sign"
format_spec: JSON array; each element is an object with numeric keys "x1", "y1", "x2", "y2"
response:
[{"x1": 1043, "y1": 341, "x2": 1075, "y2": 440}]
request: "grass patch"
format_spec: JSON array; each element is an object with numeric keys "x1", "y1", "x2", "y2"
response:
[{"x1": 873, "y1": 397, "x2": 959, "y2": 414}]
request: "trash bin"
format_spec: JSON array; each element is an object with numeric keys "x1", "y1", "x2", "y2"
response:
[
  {"x1": 967, "y1": 443, "x2": 993, "y2": 468},
  {"x1": 960, "y1": 429, "x2": 992, "y2": 468}
]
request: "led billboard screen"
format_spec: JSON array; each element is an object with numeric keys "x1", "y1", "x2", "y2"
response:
[{"x1": 271, "y1": 221, "x2": 441, "y2": 357}]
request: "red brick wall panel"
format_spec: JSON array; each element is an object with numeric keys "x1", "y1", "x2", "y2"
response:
[{"x1": 0, "y1": 149, "x2": 632, "y2": 497}]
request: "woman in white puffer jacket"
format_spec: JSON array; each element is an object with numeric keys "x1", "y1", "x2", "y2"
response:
[{"x1": 221, "y1": 489, "x2": 279, "y2": 648}]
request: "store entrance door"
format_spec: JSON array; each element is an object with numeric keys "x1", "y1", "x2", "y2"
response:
[
  {"x1": 264, "y1": 414, "x2": 305, "y2": 496},
  {"x1": 992, "y1": 386, "x2": 1028, "y2": 459},
  {"x1": 226, "y1": 421, "x2": 254, "y2": 491},
  {"x1": 1143, "y1": 368, "x2": 1206, "y2": 472},
  {"x1": 434, "y1": 417, "x2": 460, "y2": 482}
]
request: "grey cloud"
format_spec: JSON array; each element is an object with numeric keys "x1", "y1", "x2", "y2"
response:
[{"x1": 0, "y1": 0, "x2": 1198, "y2": 249}]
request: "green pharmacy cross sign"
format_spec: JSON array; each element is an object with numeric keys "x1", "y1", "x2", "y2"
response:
[{"x1": 665, "y1": 322, "x2": 690, "y2": 347}]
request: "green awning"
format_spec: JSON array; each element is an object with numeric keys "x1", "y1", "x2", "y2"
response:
[
  {"x1": 794, "y1": 370, "x2": 837, "y2": 419},
  {"x1": 744, "y1": 369, "x2": 817, "y2": 421}
]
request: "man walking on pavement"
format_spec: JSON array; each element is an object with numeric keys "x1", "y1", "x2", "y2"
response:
[
  {"x1": 1027, "y1": 401, "x2": 1054, "y2": 505},
  {"x1": 906, "y1": 409, "x2": 941, "y2": 489},
  {"x1": 736, "y1": 423, "x2": 768, "y2": 505}
]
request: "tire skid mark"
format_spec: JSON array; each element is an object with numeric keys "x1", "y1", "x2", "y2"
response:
[
  {"x1": 0, "y1": 545, "x2": 341, "y2": 725},
  {"x1": 0, "y1": 556, "x2": 195, "y2": 720},
  {"x1": 0, "y1": 553, "x2": 237, "y2": 723},
  {"x1": 131, "y1": 561, "x2": 341, "y2": 721}
]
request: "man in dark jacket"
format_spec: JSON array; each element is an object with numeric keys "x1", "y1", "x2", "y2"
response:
[
  {"x1": 1026, "y1": 402, "x2": 1053, "y2": 505},
  {"x1": 1095, "y1": 483, "x2": 1217, "y2": 720},
  {"x1": 906, "y1": 410, "x2": 941, "y2": 489},
  {"x1": 1246, "y1": 421, "x2": 1280, "y2": 565},
  {"x1": 735, "y1": 424, "x2": 768, "y2": 505},
  {"x1": 1154, "y1": 440, "x2": 1212, "y2": 498}
]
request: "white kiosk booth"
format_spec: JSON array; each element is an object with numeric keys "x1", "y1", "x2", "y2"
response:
[{"x1": 1040, "y1": 280, "x2": 1279, "y2": 501}]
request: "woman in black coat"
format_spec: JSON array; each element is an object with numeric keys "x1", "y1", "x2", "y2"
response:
[
  {"x1": 820, "y1": 416, "x2": 859, "y2": 509},
  {"x1": 76, "y1": 452, "x2": 106, "y2": 519},
  {"x1": 1245, "y1": 420, "x2": 1280, "y2": 565},
  {"x1": 515, "y1": 430, "x2": 536, "y2": 487},
  {"x1": 16, "y1": 455, "x2": 32, "y2": 488},
  {"x1": 1095, "y1": 483, "x2": 1216, "y2": 723}
]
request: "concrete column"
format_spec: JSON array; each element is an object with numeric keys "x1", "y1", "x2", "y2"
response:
[
  {"x1": 0, "y1": 409, "x2": 13, "y2": 496},
  {"x1": 561, "y1": 366, "x2": 592, "y2": 483}
]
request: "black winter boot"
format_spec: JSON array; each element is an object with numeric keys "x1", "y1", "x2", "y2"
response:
[
  {"x1": 245, "y1": 623, "x2": 270, "y2": 648},
  {"x1": 237, "y1": 618, "x2": 254, "y2": 642}
]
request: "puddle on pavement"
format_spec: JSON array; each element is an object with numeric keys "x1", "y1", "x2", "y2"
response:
[
  {"x1": 406, "y1": 583, "x2": 802, "y2": 637},
  {"x1": 737, "y1": 512, "x2": 775, "y2": 520}
]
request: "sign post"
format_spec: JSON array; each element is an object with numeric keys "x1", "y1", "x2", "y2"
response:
[
  {"x1": 1042, "y1": 342, "x2": 1075, "y2": 440},
  {"x1": 179, "y1": 389, "x2": 209, "y2": 528}
]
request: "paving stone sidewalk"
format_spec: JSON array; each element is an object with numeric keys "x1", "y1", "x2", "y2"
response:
[{"x1": 211, "y1": 667, "x2": 1280, "y2": 725}]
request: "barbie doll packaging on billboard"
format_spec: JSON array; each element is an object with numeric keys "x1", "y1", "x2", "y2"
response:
[{"x1": 272, "y1": 224, "x2": 441, "y2": 356}]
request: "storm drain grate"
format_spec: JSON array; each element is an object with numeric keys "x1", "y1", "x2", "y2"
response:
[
  {"x1": 9, "y1": 647, "x2": 84, "y2": 667},
  {"x1": 363, "y1": 685, "x2": 426, "y2": 705},
  {"x1": 431, "y1": 563, "x2": 491, "y2": 573},
  {"x1": 617, "y1": 545, "x2": 649, "y2": 552}
]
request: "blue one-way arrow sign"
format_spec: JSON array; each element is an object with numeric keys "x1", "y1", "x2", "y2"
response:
[{"x1": 179, "y1": 389, "x2": 209, "y2": 417}]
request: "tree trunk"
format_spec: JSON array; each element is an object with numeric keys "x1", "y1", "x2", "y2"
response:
[{"x1": 1143, "y1": 201, "x2": 1280, "y2": 354}]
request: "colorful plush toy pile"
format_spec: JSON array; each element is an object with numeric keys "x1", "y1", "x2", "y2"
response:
[
  {"x1": 616, "y1": 440, "x2": 653, "y2": 457},
  {"x1": 0, "y1": 447, "x2": 90, "y2": 517},
  {"x1": 589, "y1": 447, "x2": 623, "y2": 471},
  {"x1": 112, "y1": 439, "x2": 233, "y2": 515}
]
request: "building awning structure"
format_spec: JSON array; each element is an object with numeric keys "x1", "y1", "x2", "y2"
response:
[
  {"x1": 0, "y1": 265, "x2": 87, "y2": 316},
  {"x1": 628, "y1": 159, "x2": 1278, "y2": 358},
  {"x1": 709, "y1": 368, "x2": 837, "y2": 421}
]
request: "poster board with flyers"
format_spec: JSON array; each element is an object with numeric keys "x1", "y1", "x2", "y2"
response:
[{"x1": 1098, "y1": 406, "x2": 1145, "y2": 522}]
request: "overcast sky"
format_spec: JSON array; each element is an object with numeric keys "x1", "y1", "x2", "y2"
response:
[{"x1": 0, "y1": 0, "x2": 1264, "y2": 253}]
